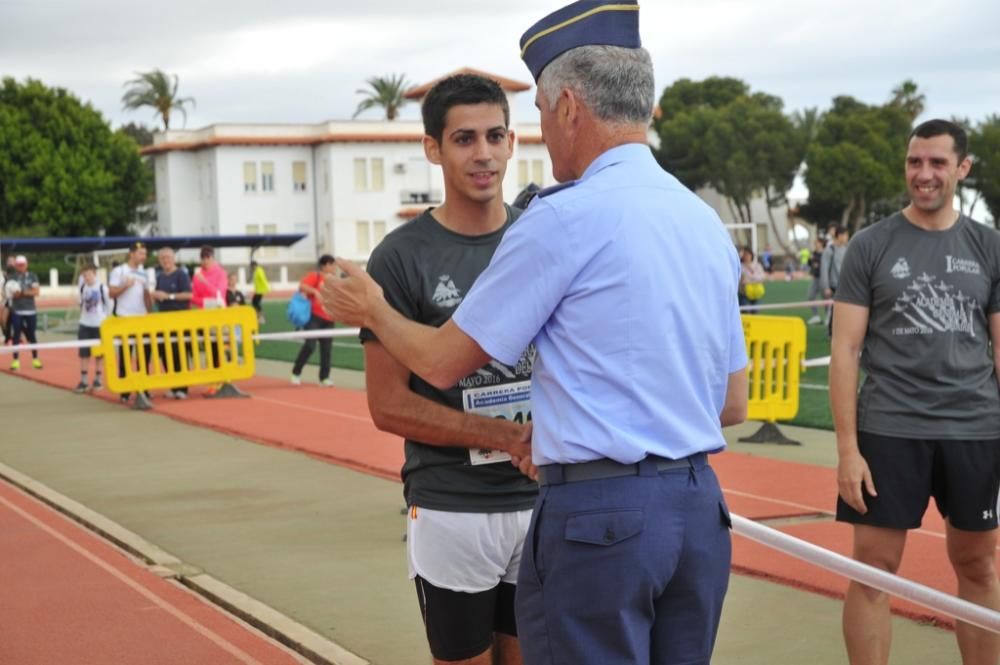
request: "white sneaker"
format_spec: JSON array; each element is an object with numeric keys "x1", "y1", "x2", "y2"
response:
[
  {"x1": 807, "y1": 315, "x2": 821, "y2": 324},
  {"x1": 320, "y1": 379, "x2": 334, "y2": 388},
  {"x1": 290, "y1": 374, "x2": 302, "y2": 386}
]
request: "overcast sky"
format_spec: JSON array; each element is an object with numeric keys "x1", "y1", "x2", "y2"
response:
[{"x1": 1, "y1": 0, "x2": 998, "y2": 131}]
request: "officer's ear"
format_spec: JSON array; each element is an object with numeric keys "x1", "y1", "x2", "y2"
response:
[{"x1": 423, "y1": 135, "x2": 442, "y2": 166}]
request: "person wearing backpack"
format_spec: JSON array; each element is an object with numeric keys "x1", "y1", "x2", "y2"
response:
[
  {"x1": 290, "y1": 255, "x2": 337, "y2": 386},
  {"x1": 75, "y1": 264, "x2": 109, "y2": 392}
]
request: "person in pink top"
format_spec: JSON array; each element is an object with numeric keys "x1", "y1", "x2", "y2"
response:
[
  {"x1": 192, "y1": 245, "x2": 228, "y2": 309},
  {"x1": 191, "y1": 245, "x2": 229, "y2": 382}
]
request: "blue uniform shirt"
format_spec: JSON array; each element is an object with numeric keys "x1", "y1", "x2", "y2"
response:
[{"x1": 452, "y1": 143, "x2": 747, "y2": 465}]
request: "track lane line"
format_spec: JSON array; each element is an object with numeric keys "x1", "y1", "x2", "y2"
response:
[{"x1": 0, "y1": 492, "x2": 271, "y2": 665}]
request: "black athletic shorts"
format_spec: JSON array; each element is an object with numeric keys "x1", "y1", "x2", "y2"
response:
[
  {"x1": 414, "y1": 576, "x2": 517, "y2": 661},
  {"x1": 78, "y1": 324, "x2": 101, "y2": 358},
  {"x1": 836, "y1": 431, "x2": 1000, "y2": 531}
]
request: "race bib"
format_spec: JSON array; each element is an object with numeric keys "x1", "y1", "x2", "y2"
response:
[{"x1": 462, "y1": 380, "x2": 531, "y2": 465}]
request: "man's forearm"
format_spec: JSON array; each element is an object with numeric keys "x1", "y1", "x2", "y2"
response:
[
  {"x1": 367, "y1": 300, "x2": 485, "y2": 390},
  {"x1": 372, "y1": 387, "x2": 528, "y2": 455},
  {"x1": 829, "y1": 350, "x2": 860, "y2": 455}
]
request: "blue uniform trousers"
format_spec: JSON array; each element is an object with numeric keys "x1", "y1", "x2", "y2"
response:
[{"x1": 516, "y1": 456, "x2": 732, "y2": 665}]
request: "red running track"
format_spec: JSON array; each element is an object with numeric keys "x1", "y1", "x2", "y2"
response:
[{"x1": 0, "y1": 478, "x2": 306, "y2": 665}]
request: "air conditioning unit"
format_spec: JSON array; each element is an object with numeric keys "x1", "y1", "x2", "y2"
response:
[{"x1": 393, "y1": 163, "x2": 407, "y2": 174}]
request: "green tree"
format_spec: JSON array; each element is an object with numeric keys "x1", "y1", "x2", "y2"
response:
[
  {"x1": 118, "y1": 122, "x2": 155, "y2": 147},
  {"x1": 969, "y1": 115, "x2": 1000, "y2": 226},
  {"x1": 121, "y1": 69, "x2": 195, "y2": 130},
  {"x1": 803, "y1": 90, "x2": 913, "y2": 233},
  {"x1": 653, "y1": 78, "x2": 804, "y2": 253},
  {"x1": 0, "y1": 77, "x2": 150, "y2": 236},
  {"x1": 353, "y1": 74, "x2": 411, "y2": 121}
]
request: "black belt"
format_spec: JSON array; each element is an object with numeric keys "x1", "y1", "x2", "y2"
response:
[{"x1": 538, "y1": 453, "x2": 706, "y2": 486}]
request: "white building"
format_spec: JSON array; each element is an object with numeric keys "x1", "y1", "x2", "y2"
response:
[{"x1": 143, "y1": 68, "x2": 554, "y2": 270}]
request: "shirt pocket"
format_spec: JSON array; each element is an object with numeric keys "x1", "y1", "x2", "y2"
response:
[{"x1": 564, "y1": 508, "x2": 644, "y2": 546}]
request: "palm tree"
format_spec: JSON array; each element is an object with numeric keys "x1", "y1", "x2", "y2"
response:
[
  {"x1": 121, "y1": 69, "x2": 195, "y2": 131},
  {"x1": 890, "y1": 80, "x2": 926, "y2": 122},
  {"x1": 353, "y1": 74, "x2": 411, "y2": 121}
]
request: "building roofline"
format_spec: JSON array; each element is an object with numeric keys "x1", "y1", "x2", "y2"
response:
[{"x1": 141, "y1": 131, "x2": 545, "y2": 155}]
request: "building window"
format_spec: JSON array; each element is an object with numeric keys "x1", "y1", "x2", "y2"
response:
[
  {"x1": 246, "y1": 224, "x2": 260, "y2": 236},
  {"x1": 356, "y1": 221, "x2": 370, "y2": 254},
  {"x1": 354, "y1": 158, "x2": 368, "y2": 192},
  {"x1": 292, "y1": 161, "x2": 307, "y2": 192},
  {"x1": 532, "y1": 160, "x2": 544, "y2": 187},
  {"x1": 371, "y1": 158, "x2": 385, "y2": 192},
  {"x1": 261, "y1": 223, "x2": 278, "y2": 258},
  {"x1": 373, "y1": 220, "x2": 387, "y2": 246},
  {"x1": 243, "y1": 162, "x2": 257, "y2": 192},
  {"x1": 261, "y1": 161, "x2": 274, "y2": 192},
  {"x1": 517, "y1": 160, "x2": 529, "y2": 188}
]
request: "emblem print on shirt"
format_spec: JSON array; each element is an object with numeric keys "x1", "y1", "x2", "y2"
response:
[
  {"x1": 890, "y1": 257, "x2": 911, "y2": 280},
  {"x1": 945, "y1": 255, "x2": 982, "y2": 275},
  {"x1": 432, "y1": 275, "x2": 463, "y2": 308},
  {"x1": 891, "y1": 272, "x2": 977, "y2": 337}
]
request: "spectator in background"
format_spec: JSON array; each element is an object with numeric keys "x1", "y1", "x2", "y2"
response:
[
  {"x1": 75, "y1": 264, "x2": 109, "y2": 393},
  {"x1": 806, "y1": 236, "x2": 828, "y2": 324},
  {"x1": 7, "y1": 255, "x2": 42, "y2": 370},
  {"x1": 290, "y1": 255, "x2": 337, "y2": 387},
  {"x1": 821, "y1": 225, "x2": 851, "y2": 336},
  {"x1": 192, "y1": 245, "x2": 227, "y2": 309},
  {"x1": 108, "y1": 242, "x2": 152, "y2": 404},
  {"x1": 250, "y1": 261, "x2": 270, "y2": 323},
  {"x1": 739, "y1": 246, "x2": 766, "y2": 314},
  {"x1": 761, "y1": 245, "x2": 774, "y2": 274},
  {"x1": 152, "y1": 247, "x2": 193, "y2": 399},
  {"x1": 226, "y1": 272, "x2": 247, "y2": 307},
  {"x1": 191, "y1": 245, "x2": 228, "y2": 391}
]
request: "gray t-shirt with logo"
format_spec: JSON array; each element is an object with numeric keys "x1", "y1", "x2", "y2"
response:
[
  {"x1": 360, "y1": 206, "x2": 538, "y2": 513},
  {"x1": 836, "y1": 212, "x2": 1000, "y2": 439}
]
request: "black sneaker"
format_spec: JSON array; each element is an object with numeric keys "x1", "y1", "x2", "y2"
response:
[
  {"x1": 73, "y1": 382, "x2": 88, "y2": 394},
  {"x1": 120, "y1": 393, "x2": 131, "y2": 404},
  {"x1": 91, "y1": 378, "x2": 102, "y2": 391}
]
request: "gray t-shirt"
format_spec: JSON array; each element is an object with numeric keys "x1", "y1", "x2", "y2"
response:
[
  {"x1": 360, "y1": 206, "x2": 538, "y2": 513},
  {"x1": 9, "y1": 271, "x2": 40, "y2": 314},
  {"x1": 836, "y1": 212, "x2": 1000, "y2": 439}
]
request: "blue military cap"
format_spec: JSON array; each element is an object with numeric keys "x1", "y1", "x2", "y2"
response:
[{"x1": 519, "y1": 1, "x2": 641, "y2": 82}]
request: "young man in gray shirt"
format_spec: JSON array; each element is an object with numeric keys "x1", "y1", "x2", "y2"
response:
[
  {"x1": 359, "y1": 74, "x2": 534, "y2": 665},
  {"x1": 831, "y1": 119, "x2": 1000, "y2": 665}
]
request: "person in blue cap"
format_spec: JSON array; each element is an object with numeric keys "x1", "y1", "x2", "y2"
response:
[{"x1": 321, "y1": 1, "x2": 748, "y2": 663}]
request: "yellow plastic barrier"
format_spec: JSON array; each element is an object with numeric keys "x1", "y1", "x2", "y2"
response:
[
  {"x1": 739, "y1": 315, "x2": 807, "y2": 445},
  {"x1": 94, "y1": 306, "x2": 258, "y2": 397}
]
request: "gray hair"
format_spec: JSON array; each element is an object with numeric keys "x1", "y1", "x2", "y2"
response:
[{"x1": 537, "y1": 45, "x2": 655, "y2": 125}]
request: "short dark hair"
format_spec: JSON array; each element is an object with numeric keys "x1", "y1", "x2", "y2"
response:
[
  {"x1": 909, "y1": 119, "x2": 968, "y2": 162},
  {"x1": 318, "y1": 254, "x2": 335, "y2": 267},
  {"x1": 80, "y1": 263, "x2": 97, "y2": 273},
  {"x1": 828, "y1": 224, "x2": 846, "y2": 238},
  {"x1": 199, "y1": 245, "x2": 215, "y2": 260},
  {"x1": 421, "y1": 74, "x2": 510, "y2": 144},
  {"x1": 128, "y1": 241, "x2": 145, "y2": 253}
]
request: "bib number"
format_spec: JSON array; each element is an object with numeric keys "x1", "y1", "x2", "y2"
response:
[{"x1": 462, "y1": 380, "x2": 531, "y2": 465}]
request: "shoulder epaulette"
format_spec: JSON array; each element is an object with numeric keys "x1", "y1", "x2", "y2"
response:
[{"x1": 537, "y1": 181, "x2": 577, "y2": 199}]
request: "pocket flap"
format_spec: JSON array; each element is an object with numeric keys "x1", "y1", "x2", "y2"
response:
[{"x1": 565, "y1": 509, "x2": 644, "y2": 546}]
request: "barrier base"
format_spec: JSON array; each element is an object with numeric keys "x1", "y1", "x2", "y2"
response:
[
  {"x1": 132, "y1": 392, "x2": 154, "y2": 411},
  {"x1": 737, "y1": 422, "x2": 801, "y2": 446},
  {"x1": 204, "y1": 383, "x2": 250, "y2": 400}
]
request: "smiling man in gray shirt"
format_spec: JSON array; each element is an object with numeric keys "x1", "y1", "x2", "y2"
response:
[{"x1": 831, "y1": 119, "x2": 1000, "y2": 665}]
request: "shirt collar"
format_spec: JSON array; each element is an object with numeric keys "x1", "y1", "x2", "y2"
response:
[{"x1": 580, "y1": 142, "x2": 650, "y2": 181}]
